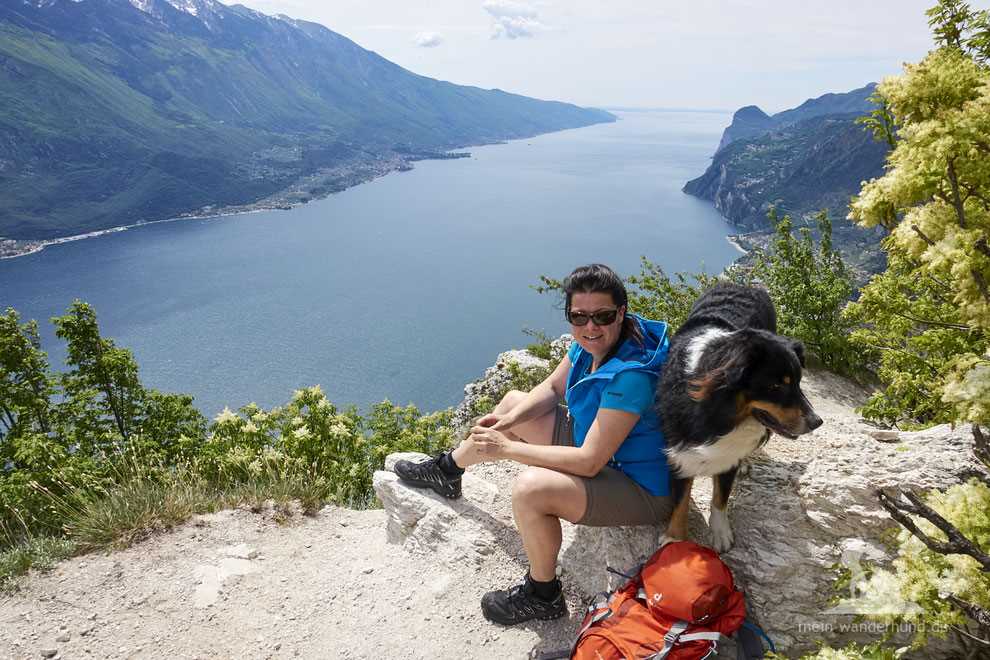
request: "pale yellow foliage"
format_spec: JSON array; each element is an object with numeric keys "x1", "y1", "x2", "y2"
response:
[{"x1": 849, "y1": 46, "x2": 990, "y2": 424}]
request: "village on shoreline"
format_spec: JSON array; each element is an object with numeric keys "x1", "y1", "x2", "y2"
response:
[{"x1": 0, "y1": 150, "x2": 471, "y2": 261}]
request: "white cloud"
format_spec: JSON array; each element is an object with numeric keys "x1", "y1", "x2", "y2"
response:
[
  {"x1": 413, "y1": 31, "x2": 443, "y2": 47},
  {"x1": 482, "y1": 0, "x2": 546, "y2": 39}
]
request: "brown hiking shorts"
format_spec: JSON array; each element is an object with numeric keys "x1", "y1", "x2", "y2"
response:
[{"x1": 552, "y1": 402, "x2": 673, "y2": 528}]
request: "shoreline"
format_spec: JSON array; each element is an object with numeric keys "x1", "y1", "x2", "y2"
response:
[
  {"x1": 0, "y1": 159, "x2": 413, "y2": 261},
  {"x1": 0, "y1": 206, "x2": 306, "y2": 261},
  {"x1": 4, "y1": 194, "x2": 755, "y2": 264},
  {"x1": 725, "y1": 234, "x2": 749, "y2": 255},
  {"x1": 0, "y1": 124, "x2": 612, "y2": 262}
]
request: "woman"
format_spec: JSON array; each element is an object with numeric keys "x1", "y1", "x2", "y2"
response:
[{"x1": 394, "y1": 263, "x2": 673, "y2": 625}]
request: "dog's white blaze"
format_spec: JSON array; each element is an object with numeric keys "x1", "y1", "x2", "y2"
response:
[
  {"x1": 665, "y1": 418, "x2": 766, "y2": 477},
  {"x1": 683, "y1": 328, "x2": 731, "y2": 375}
]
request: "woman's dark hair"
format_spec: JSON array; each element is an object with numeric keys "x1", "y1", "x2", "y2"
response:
[{"x1": 562, "y1": 264, "x2": 643, "y2": 360}]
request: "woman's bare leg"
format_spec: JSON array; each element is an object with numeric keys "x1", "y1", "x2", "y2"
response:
[
  {"x1": 511, "y1": 467, "x2": 587, "y2": 581},
  {"x1": 450, "y1": 389, "x2": 557, "y2": 468}
]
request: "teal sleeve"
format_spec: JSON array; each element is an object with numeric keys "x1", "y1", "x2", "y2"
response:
[{"x1": 599, "y1": 371, "x2": 656, "y2": 415}]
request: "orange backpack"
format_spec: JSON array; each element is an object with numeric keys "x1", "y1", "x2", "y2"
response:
[{"x1": 553, "y1": 541, "x2": 771, "y2": 660}]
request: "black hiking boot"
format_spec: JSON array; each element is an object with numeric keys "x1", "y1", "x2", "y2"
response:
[
  {"x1": 481, "y1": 575, "x2": 566, "y2": 626},
  {"x1": 393, "y1": 453, "x2": 462, "y2": 499}
]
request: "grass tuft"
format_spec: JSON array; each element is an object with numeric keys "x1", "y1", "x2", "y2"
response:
[{"x1": 0, "y1": 536, "x2": 75, "y2": 593}]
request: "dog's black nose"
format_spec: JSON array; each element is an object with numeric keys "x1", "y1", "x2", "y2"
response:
[{"x1": 807, "y1": 413, "x2": 823, "y2": 431}]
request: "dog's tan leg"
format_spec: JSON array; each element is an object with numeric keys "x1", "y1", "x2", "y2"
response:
[
  {"x1": 661, "y1": 477, "x2": 693, "y2": 545},
  {"x1": 709, "y1": 468, "x2": 738, "y2": 552}
]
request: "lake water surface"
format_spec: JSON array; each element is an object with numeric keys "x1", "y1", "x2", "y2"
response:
[{"x1": 0, "y1": 110, "x2": 738, "y2": 417}]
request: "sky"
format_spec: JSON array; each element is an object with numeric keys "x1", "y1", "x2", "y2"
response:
[{"x1": 223, "y1": 0, "x2": 973, "y2": 112}]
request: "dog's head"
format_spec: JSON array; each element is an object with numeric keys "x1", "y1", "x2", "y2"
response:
[{"x1": 687, "y1": 328, "x2": 822, "y2": 439}]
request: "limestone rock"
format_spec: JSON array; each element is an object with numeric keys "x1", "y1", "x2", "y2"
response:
[
  {"x1": 868, "y1": 430, "x2": 900, "y2": 443},
  {"x1": 373, "y1": 453, "x2": 500, "y2": 565},
  {"x1": 220, "y1": 543, "x2": 258, "y2": 560},
  {"x1": 798, "y1": 423, "x2": 981, "y2": 538},
  {"x1": 559, "y1": 524, "x2": 664, "y2": 596}
]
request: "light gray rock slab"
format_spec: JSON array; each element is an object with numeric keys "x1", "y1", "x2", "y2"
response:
[{"x1": 373, "y1": 457, "x2": 501, "y2": 567}]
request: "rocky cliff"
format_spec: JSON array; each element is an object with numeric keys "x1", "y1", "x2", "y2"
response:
[{"x1": 684, "y1": 84, "x2": 889, "y2": 273}]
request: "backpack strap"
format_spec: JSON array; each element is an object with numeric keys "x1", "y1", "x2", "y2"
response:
[
  {"x1": 734, "y1": 619, "x2": 775, "y2": 659},
  {"x1": 534, "y1": 593, "x2": 614, "y2": 660},
  {"x1": 680, "y1": 632, "x2": 735, "y2": 644},
  {"x1": 644, "y1": 619, "x2": 690, "y2": 660}
]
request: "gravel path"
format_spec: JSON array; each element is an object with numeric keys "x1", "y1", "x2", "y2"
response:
[{"x1": 1, "y1": 470, "x2": 580, "y2": 659}]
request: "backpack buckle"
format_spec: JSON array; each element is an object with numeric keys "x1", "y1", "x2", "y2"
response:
[{"x1": 664, "y1": 620, "x2": 689, "y2": 644}]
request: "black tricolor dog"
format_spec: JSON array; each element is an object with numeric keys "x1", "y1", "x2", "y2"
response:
[{"x1": 658, "y1": 282, "x2": 822, "y2": 551}]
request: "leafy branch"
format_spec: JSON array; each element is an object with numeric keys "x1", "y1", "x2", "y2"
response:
[{"x1": 876, "y1": 486, "x2": 990, "y2": 572}]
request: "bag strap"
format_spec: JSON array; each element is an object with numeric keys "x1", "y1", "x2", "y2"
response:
[
  {"x1": 535, "y1": 593, "x2": 614, "y2": 660},
  {"x1": 680, "y1": 632, "x2": 734, "y2": 644},
  {"x1": 644, "y1": 619, "x2": 690, "y2": 660},
  {"x1": 735, "y1": 619, "x2": 775, "y2": 659}
]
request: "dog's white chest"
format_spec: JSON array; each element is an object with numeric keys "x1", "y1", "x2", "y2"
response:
[{"x1": 666, "y1": 418, "x2": 767, "y2": 477}]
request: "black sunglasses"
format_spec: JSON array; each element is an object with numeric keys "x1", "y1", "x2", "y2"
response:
[{"x1": 567, "y1": 308, "x2": 619, "y2": 326}]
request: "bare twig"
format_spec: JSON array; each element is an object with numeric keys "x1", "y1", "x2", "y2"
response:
[
  {"x1": 972, "y1": 268, "x2": 990, "y2": 303},
  {"x1": 948, "y1": 624, "x2": 990, "y2": 652},
  {"x1": 889, "y1": 309, "x2": 974, "y2": 331},
  {"x1": 876, "y1": 488, "x2": 990, "y2": 571},
  {"x1": 948, "y1": 595, "x2": 990, "y2": 637},
  {"x1": 912, "y1": 224, "x2": 937, "y2": 246},
  {"x1": 869, "y1": 345, "x2": 940, "y2": 375},
  {"x1": 947, "y1": 159, "x2": 968, "y2": 229}
]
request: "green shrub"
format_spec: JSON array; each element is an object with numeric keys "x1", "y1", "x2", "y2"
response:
[
  {"x1": 523, "y1": 328, "x2": 554, "y2": 360},
  {"x1": 751, "y1": 209, "x2": 860, "y2": 376},
  {"x1": 0, "y1": 302, "x2": 462, "y2": 577},
  {"x1": 625, "y1": 257, "x2": 730, "y2": 333}
]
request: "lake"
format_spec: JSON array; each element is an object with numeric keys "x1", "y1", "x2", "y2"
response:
[{"x1": 0, "y1": 110, "x2": 739, "y2": 417}]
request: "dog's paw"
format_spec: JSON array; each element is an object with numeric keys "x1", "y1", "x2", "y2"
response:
[
  {"x1": 659, "y1": 529, "x2": 687, "y2": 547},
  {"x1": 708, "y1": 507, "x2": 734, "y2": 553}
]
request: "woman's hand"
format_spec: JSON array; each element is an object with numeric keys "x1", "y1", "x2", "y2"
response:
[
  {"x1": 475, "y1": 412, "x2": 515, "y2": 432},
  {"x1": 469, "y1": 425, "x2": 512, "y2": 459}
]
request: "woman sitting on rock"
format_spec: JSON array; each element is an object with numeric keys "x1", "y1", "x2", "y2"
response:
[{"x1": 394, "y1": 263, "x2": 673, "y2": 626}]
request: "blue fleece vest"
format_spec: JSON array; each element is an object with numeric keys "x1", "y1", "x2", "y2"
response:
[{"x1": 565, "y1": 315, "x2": 671, "y2": 497}]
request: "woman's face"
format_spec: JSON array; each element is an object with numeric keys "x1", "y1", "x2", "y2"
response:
[{"x1": 569, "y1": 291, "x2": 625, "y2": 362}]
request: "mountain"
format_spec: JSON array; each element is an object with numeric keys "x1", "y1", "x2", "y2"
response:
[
  {"x1": 714, "y1": 83, "x2": 877, "y2": 152},
  {"x1": 683, "y1": 84, "x2": 888, "y2": 272},
  {"x1": 0, "y1": 0, "x2": 614, "y2": 240}
]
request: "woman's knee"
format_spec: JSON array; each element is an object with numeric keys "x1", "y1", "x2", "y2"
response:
[
  {"x1": 496, "y1": 389, "x2": 526, "y2": 412},
  {"x1": 512, "y1": 466, "x2": 554, "y2": 506},
  {"x1": 512, "y1": 467, "x2": 586, "y2": 522}
]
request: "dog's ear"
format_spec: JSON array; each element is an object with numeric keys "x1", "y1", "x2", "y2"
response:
[
  {"x1": 791, "y1": 340, "x2": 806, "y2": 367},
  {"x1": 687, "y1": 338, "x2": 752, "y2": 401}
]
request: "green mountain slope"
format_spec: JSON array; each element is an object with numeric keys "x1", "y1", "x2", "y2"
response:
[{"x1": 0, "y1": 0, "x2": 614, "y2": 240}]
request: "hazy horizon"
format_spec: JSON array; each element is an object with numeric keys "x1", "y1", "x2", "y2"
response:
[{"x1": 218, "y1": 0, "x2": 968, "y2": 113}]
